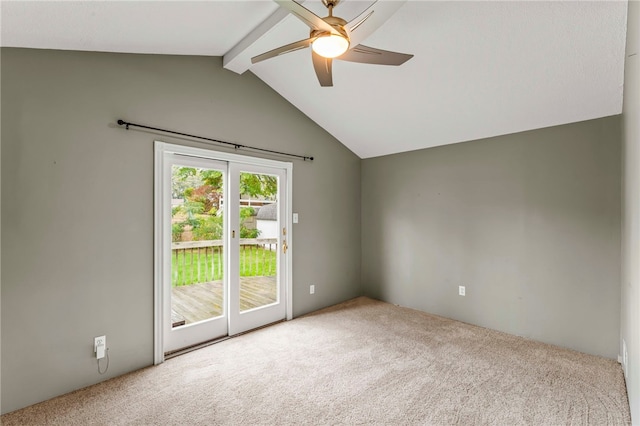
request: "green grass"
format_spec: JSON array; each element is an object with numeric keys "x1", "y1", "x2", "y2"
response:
[{"x1": 172, "y1": 245, "x2": 277, "y2": 287}]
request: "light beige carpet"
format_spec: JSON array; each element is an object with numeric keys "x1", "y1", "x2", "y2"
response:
[{"x1": 2, "y1": 297, "x2": 631, "y2": 425}]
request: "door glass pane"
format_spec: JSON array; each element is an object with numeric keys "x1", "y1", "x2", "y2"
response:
[
  {"x1": 170, "y1": 165, "x2": 224, "y2": 327},
  {"x1": 239, "y1": 172, "x2": 278, "y2": 312}
]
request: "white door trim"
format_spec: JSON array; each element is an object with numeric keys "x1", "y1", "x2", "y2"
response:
[
  {"x1": 153, "y1": 143, "x2": 164, "y2": 365},
  {"x1": 153, "y1": 141, "x2": 293, "y2": 364}
]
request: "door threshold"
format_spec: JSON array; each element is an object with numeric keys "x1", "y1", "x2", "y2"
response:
[
  {"x1": 231, "y1": 319, "x2": 286, "y2": 338},
  {"x1": 164, "y1": 335, "x2": 232, "y2": 359},
  {"x1": 164, "y1": 319, "x2": 285, "y2": 360}
]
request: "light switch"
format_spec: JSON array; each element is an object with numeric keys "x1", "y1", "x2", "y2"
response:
[{"x1": 293, "y1": 213, "x2": 299, "y2": 223}]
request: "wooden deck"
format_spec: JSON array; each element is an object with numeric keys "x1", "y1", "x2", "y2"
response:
[{"x1": 171, "y1": 276, "x2": 277, "y2": 327}]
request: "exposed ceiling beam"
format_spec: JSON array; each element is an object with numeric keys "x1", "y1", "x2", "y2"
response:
[{"x1": 223, "y1": 2, "x2": 300, "y2": 74}]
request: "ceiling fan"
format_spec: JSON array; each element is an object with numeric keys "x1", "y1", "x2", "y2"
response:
[{"x1": 251, "y1": 0, "x2": 413, "y2": 87}]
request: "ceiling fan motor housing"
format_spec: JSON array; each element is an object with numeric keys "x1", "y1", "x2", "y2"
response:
[{"x1": 311, "y1": 16, "x2": 349, "y2": 40}]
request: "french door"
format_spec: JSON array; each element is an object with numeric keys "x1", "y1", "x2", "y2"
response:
[{"x1": 155, "y1": 142, "x2": 291, "y2": 360}]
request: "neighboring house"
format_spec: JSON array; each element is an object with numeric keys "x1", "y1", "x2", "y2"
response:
[{"x1": 256, "y1": 203, "x2": 278, "y2": 239}]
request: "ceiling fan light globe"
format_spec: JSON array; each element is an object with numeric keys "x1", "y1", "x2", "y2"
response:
[{"x1": 312, "y1": 35, "x2": 349, "y2": 58}]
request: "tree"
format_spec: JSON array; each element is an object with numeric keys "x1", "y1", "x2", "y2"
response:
[
  {"x1": 173, "y1": 167, "x2": 223, "y2": 212},
  {"x1": 171, "y1": 167, "x2": 272, "y2": 242},
  {"x1": 240, "y1": 173, "x2": 277, "y2": 199},
  {"x1": 191, "y1": 215, "x2": 223, "y2": 240},
  {"x1": 240, "y1": 207, "x2": 261, "y2": 238}
]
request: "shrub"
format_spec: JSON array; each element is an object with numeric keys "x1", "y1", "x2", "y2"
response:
[{"x1": 172, "y1": 222, "x2": 185, "y2": 242}]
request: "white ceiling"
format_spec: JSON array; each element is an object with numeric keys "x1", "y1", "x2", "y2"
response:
[{"x1": 1, "y1": 1, "x2": 628, "y2": 159}]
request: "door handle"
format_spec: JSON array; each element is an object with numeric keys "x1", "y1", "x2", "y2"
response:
[{"x1": 283, "y1": 240, "x2": 288, "y2": 254}]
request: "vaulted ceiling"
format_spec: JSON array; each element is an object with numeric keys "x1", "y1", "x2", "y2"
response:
[{"x1": 1, "y1": 1, "x2": 628, "y2": 158}]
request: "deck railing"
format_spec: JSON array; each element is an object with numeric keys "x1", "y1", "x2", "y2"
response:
[{"x1": 171, "y1": 238, "x2": 277, "y2": 287}]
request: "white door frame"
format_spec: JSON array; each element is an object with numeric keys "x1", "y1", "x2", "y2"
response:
[{"x1": 154, "y1": 141, "x2": 293, "y2": 364}]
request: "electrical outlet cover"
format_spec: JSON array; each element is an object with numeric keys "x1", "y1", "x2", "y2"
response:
[{"x1": 94, "y1": 335, "x2": 106, "y2": 359}]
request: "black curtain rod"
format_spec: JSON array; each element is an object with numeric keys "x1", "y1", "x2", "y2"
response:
[{"x1": 116, "y1": 119, "x2": 314, "y2": 161}]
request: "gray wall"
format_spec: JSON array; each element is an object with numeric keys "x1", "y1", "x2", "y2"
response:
[
  {"x1": 362, "y1": 116, "x2": 621, "y2": 359},
  {"x1": 0, "y1": 48, "x2": 362, "y2": 414},
  {"x1": 0, "y1": 49, "x2": 3, "y2": 415},
  {"x1": 621, "y1": 0, "x2": 639, "y2": 422}
]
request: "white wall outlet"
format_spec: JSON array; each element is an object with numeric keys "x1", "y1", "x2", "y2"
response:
[
  {"x1": 459, "y1": 286, "x2": 466, "y2": 296},
  {"x1": 94, "y1": 335, "x2": 106, "y2": 360},
  {"x1": 293, "y1": 213, "x2": 299, "y2": 223},
  {"x1": 310, "y1": 284, "x2": 315, "y2": 295}
]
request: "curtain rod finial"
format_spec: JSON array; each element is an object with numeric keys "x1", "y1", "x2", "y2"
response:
[{"x1": 117, "y1": 119, "x2": 125, "y2": 126}]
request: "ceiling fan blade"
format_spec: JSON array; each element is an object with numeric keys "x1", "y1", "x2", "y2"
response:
[
  {"x1": 275, "y1": 0, "x2": 340, "y2": 35},
  {"x1": 312, "y1": 51, "x2": 333, "y2": 87},
  {"x1": 346, "y1": 1, "x2": 377, "y2": 33},
  {"x1": 345, "y1": 1, "x2": 406, "y2": 47},
  {"x1": 251, "y1": 38, "x2": 313, "y2": 64},
  {"x1": 339, "y1": 44, "x2": 413, "y2": 66}
]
